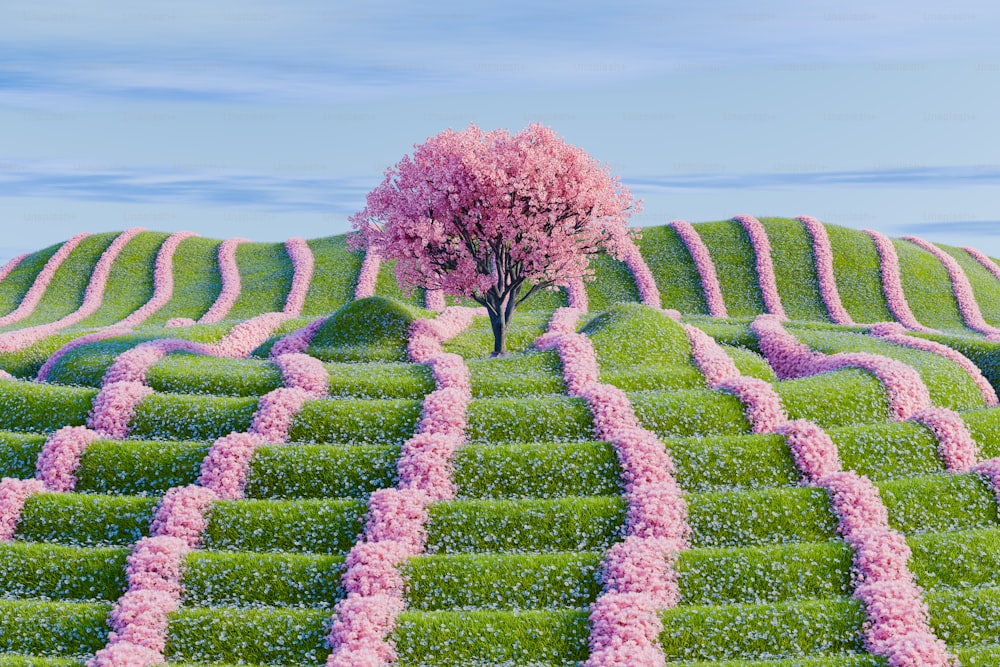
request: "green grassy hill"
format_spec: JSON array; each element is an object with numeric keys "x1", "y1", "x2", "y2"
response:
[{"x1": 2, "y1": 218, "x2": 1000, "y2": 666}]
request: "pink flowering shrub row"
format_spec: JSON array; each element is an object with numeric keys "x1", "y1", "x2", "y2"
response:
[
  {"x1": 565, "y1": 279, "x2": 589, "y2": 311},
  {"x1": 751, "y1": 315, "x2": 932, "y2": 421},
  {"x1": 733, "y1": 215, "x2": 787, "y2": 319},
  {"x1": 902, "y1": 236, "x2": 1000, "y2": 339},
  {"x1": 798, "y1": 216, "x2": 855, "y2": 325},
  {"x1": 961, "y1": 245, "x2": 1000, "y2": 282},
  {"x1": 777, "y1": 421, "x2": 953, "y2": 666},
  {"x1": 0, "y1": 253, "x2": 28, "y2": 284},
  {"x1": 864, "y1": 230, "x2": 933, "y2": 333},
  {"x1": 868, "y1": 322, "x2": 998, "y2": 406},
  {"x1": 536, "y1": 306, "x2": 689, "y2": 667},
  {"x1": 0, "y1": 228, "x2": 144, "y2": 354},
  {"x1": 0, "y1": 232, "x2": 89, "y2": 328},
  {"x1": 0, "y1": 477, "x2": 47, "y2": 541},
  {"x1": 37, "y1": 231, "x2": 198, "y2": 381},
  {"x1": 621, "y1": 238, "x2": 661, "y2": 309},
  {"x1": 670, "y1": 220, "x2": 728, "y2": 318},
  {"x1": 354, "y1": 250, "x2": 381, "y2": 300},
  {"x1": 283, "y1": 237, "x2": 314, "y2": 316},
  {"x1": 326, "y1": 307, "x2": 478, "y2": 667},
  {"x1": 424, "y1": 289, "x2": 445, "y2": 311},
  {"x1": 194, "y1": 237, "x2": 248, "y2": 324}
]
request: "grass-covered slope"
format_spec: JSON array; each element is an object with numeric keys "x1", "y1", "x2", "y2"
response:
[{"x1": 1, "y1": 220, "x2": 1000, "y2": 666}]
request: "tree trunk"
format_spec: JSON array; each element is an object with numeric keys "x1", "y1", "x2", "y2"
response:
[{"x1": 489, "y1": 309, "x2": 508, "y2": 357}]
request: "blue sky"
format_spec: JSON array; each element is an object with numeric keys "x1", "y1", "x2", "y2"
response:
[{"x1": 2, "y1": 0, "x2": 1000, "y2": 262}]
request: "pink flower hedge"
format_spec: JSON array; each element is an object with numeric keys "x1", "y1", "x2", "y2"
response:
[
  {"x1": 0, "y1": 477, "x2": 47, "y2": 540},
  {"x1": 424, "y1": 289, "x2": 445, "y2": 311},
  {"x1": 621, "y1": 238, "x2": 661, "y2": 308},
  {"x1": 961, "y1": 245, "x2": 1000, "y2": 282},
  {"x1": 864, "y1": 230, "x2": 933, "y2": 333},
  {"x1": 37, "y1": 231, "x2": 198, "y2": 381},
  {"x1": 776, "y1": 421, "x2": 953, "y2": 666},
  {"x1": 0, "y1": 232, "x2": 89, "y2": 329},
  {"x1": 910, "y1": 408, "x2": 980, "y2": 474},
  {"x1": 0, "y1": 228, "x2": 144, "y2": 354},
  {"x1": 902, "y1": 236, "x2": 1000, "y2": 340},
  {"x1": 326, "y1": 307, "x2": 478, "y2": 666},
  {"x1": 565, "y1": 278, "x2": 589, "y2": 311},
  {"x1": 283, "y1": 237, "x2": 314, "y2": 317},
  {"x1": 733, "y1": 215, "x2": 786, "y2": 319},
  {"x1": 868, "y1": 322, "x2": 998, "y2": 406},
  {"x1": 198, "y1": 238, "x2": 248, "y2": 323},
  {"x1": 670, "y1": 220, "x2": 727, "y2": 318},
  {"x1": 536, "y1": 306, "x2": 689, "y2": 667},
  {"x1": 797, "y1": 216, "x2": 855, "y2": 325},
  {"x1": 35, "y1": 426, "x2": 102, "y2": 492},
  {"x1": 354, "y1": 250, "x2": 381, "y2": 300},
  {"x1": 751, "y1": 315, "x2": 931, "y2": 421},
  {"x1": 87, "y1": 381, "x2": 155, "y2": 440},
  {"x1": 197, "y1": 432, "x2": 268, "y2": 500},
  {"x1": 0, "y1": 253, "x2": 27, "y2": 285},
  {"x1": 270, "y1": 316, "x2": 328, "y2": 357}
]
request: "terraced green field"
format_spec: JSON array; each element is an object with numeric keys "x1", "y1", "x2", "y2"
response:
[{"x1": 2, "y1": 219, "x2": 1000, "y2": 666}]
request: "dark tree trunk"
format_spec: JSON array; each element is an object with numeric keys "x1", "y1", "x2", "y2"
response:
[{"x1": 489, "y1": 310, "x2": 508, "y2": 357}]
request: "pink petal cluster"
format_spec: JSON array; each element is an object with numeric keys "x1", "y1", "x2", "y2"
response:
[
  {"x1": 164, "y1": 317, "x2": 195, "y2": 328},
  {"x1": 670, "y1": 220, "x2": 728, "y2": 318},
  {"x1": 621, "y1": 238, "x2": 661, "y2": 308},
  {"x1": 798, "y1": 216, "x2": 855, "y2": 325},
  {"x1": 0, "y1": 477, "x2": 46, "y2": 540},
  {"x1": 682, "y1": 324, "x2": 740, "y2": 385},
  {"x1": 0, "y1": 232, "x2": 89, "y2": 328},
  {"x1": 733, "y1": 215, "x2": 787, "y2": 319},
  {"x1": 973, "y1": 459, "x2": 1000, "y2": 508},
  {"x1": 902, "y1": 236, "x2": 1000, "y2": 339},
  {"x1": 148, "y1": 484, "x2": 218, "y2": 549},
  {"x1": 273, "y1": 352, "x2": 330, "y2": 398},
  {"x1": 864, "y1": 230, "x2": 934, "y2": 333},
  {"x1": 0, "y1": 253, "x2": 28, "y2": 284},
  {"x1": 197, "y1": 432, "x2": 268, "y2": 499},
  {"x1": 424, "y1": 289, "x2": 446, "y2": 311},
  {"x1": 198, "y1": 238, "x2": 248, "y2": 323},
  {"x1": 869, "y1": 322, "x2": 998, "y2": 406},
  {"x1": 714, "y1": 376, "x2": 787, "y2": 434},
  {"x1": 35, "y1": 425, "x2": 101, "y2": 492},
  {"x1": 354, "y1": 250, "x2": 381, "y2": 300},
  {"x1": 565, "y1": 278, "x2": 589, "y2": 311},
  {"x1": 751, "y1": 315, "x2": 932, "y2": 421},
  {"x1": 282, "y1": 237, "x2": 314, "y2": 316},
  {"x1": 270, "y1": 316, "x2": 329, "y2": 357},
  {"x1": 960, "y1": 245, "x2": 1000, "y2": 282},
  {"x1": 910, "y1": 408, "x2": 980, "y2": 473},
  {"x1": 249, "y1": 387, "x2": 312, "y2": 444},
  {"x1": 0, "y1": 228, "x2": 144, "y2": 353},
  {"x1": 86, "y1": 381, "x2": 154, "y2": 440},
  {"x1": 775, "y1": 421, "x2": 953, "y2": 666},
  {"x1": 536, "y1": 306, "x2": 688, "y2": 667},
  {"x1": 326, "y1": 307, "x2": 476, "y2": 666}
]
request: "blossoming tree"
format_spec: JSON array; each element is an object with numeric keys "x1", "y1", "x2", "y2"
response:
[{"x1": 350, "y1": 123, "x2": 639, "y2": 355}]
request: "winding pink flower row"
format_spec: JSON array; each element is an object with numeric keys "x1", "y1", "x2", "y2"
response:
[
  {"x1": 684, "y1": 315, "x2": 952, "y2": 665},
  {"x1": 90, "y1": 318, "x2": 334, "y2": 667},
  {"x1": 797, "y1": 216, "x2": 855, "y2": 325},
  {"x1": 868, "y1": 322, "x2": 998, "y2": 406},
  {"x1": 325, "y1": 306, "x2": 481, "y2": 667},
  {"x1": 902, "y1": 236, "x2": 1000, "y2": 339},
  {"x1": 537, "y1": 306, "x2": 689, "y2": 667},
  {"x1": 0, "y1": 229, "x2": 145, "y2": 354},
  {"x1": 778, "y1": 420, "x2": 953, "y2": 666},
  {"x1": 354, "y1": 250, "x2": 381, "y2": 300},
  {"x1": 565, "y1": 278, "x2": 589, "y2": 312},
  {"x1": 282, "y1": 238, "x2": 315, "y2": 316},
  {"x1": 621, "y1": 237, "x2": 661, "y2": 309},
  {"x1": 733, "y1": 215, "x2": 787, "y2": 319},
  {"x1": 0, "y1": 233, "x2": 90, "y2": 329},
  {"x1": 36, "y1": 231, "x2": 199, "y2": 382},
  {"x1": 669, "y1": 220, "x2": 727, "y2": 318},
  {"x1": 0, "y1": 253, "x2": 28, "y2": 285},
  {"x1": 864, "y1": 230, "x2": 933, "y2": 333},
  {"x1": 961, "y1": 245, "x2": 1000, "y2": 283},
  {"x1": 193, "y1": 237, "x2": 248, "y2": 324},
  {"x1": 424, "y1": 289, "x2": 445, "y2": 311},
  {"x1": 751, "y1": 314, "x2": 932, "y2": 421}
]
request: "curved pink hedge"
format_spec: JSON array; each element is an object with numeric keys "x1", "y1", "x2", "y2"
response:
[
  {"x1": 325, "y1": 307, "x2": 479, "y2": 666},
  {"x1": 424, "y1": 289, "x2": 446, "y2": 311},
  {"x1": 733, "y1": 215, "x2": 786, "y2": 319},
  {"x1": 36, "y1": 231, "x2": 198, "y2": 381},
  {"x1": 282, "y1": 237, "x2": 314, "y2": 317},
  {"x1": 752, "y1": 315, "x2": 931, "y2": 421},
  {"x1": 621, "y1": 237, "x2": 661, "y2": 308},
  {"x1": 0, "y1": 253, "x2": 27, "y2": 285},
  {"x1": 0, "y1": 228, "x2": 144, "y2": 354},
  {"x1": 911, "y1": 408, "x2": 980, "y2": 473},
  {"x1": 903, "y1": 236, "x2": 1000, "y2": 339},
  {"x1": 537, "y1": 306, "x2": 689, "y2": 667},
  {"x1": 0, "y1": 477, "x2": 47, "y2": 540},
  {"x1": 670, "y1": 220, "x2": 727, "y2": 318},
  {"x1": 797, "y1": 216, "x2": 855, "y2": 325},
  {"x1": 566, "y1": 279, "x2": 589, "y2": 311},
  {"x1": 0, "y1": 232, "x2": 89, "y2": 328},
  {"x1": 961, "y1": 245, "x2": 1000, "y2": 282},
  {"x1": 354, "y1": 249, "x2": 381, "y2": 300},
  {"x1": 869, "y1": 322, "x2": 998, "y2": 406},
  {"x1": 198, "y1": 238, "x2": 248, "y2": 323},
  {"x1": 864, "y1": 230, "x2": 933, "y2": 333}
]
